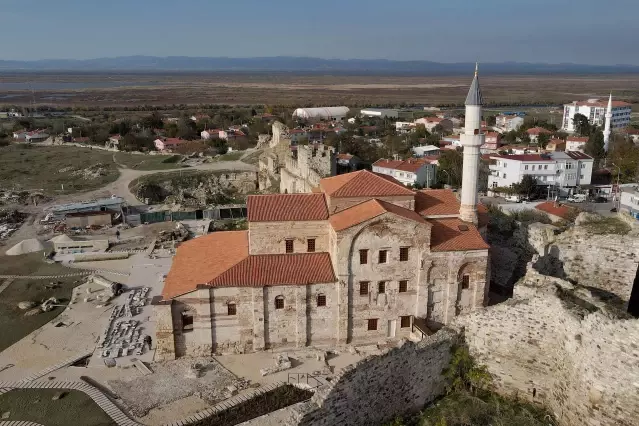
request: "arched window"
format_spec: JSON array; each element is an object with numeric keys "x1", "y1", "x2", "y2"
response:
[
  {"x1": 275, "y1": 296, "x2": 285, "y2": 310},
  {"x1": 317, "y1": 293, "x2": 326, "y2": 307},
  {"x1": 461, "y1": 274, "x2": 470, "y2": 289},
  {"x1": 227, "y1": 302, "x2": 237, "y2": 316}
]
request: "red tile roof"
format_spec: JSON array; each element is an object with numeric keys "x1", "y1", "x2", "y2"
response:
[
  {"x1": 535, "y1": 201, "x2": 575, "y2": 220},
  {"x1": 564, "y1": 151, "x2": 592, "y2": 160},
  {"x1": 373, "y1": 158, "x2": 429, "y2": 173},
  {"x1": 415, "y1": 189, "x2": 460, "y2": 216},
  {"x1": 429, "y1": 218, "x2": 489, "y2": 252},
  {"x1": 319, "y1": 170, "x2": 414, "y2": 198},
  {"x1": 329, "y1": 198, "x2": 427, "y2": 231},
  {"x1": 162, "y1": 231, "x2": 249, "y2": 299},
  {"x1": 527, "y1": 127, "x2": 553, "y2": 135},
  {"x1": 337, "y1": 153, "x2": 353, "y2": 160},
  {"x1": 209, "y1": 253, "x2": 336, "y2": 287},
  {"x1": 566, "y1": 136, "x2": 588, "y2": 142},
  {"x1": 247, "y1": 193, "x2": 328, "y2": 222}
]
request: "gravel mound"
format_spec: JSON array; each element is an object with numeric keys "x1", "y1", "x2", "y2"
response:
[{"x1": 5, "y1": 238, "x2": 45, "y2": 256}]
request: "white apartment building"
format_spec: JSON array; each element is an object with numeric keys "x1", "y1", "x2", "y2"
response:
[
  {"x1": 372, "y1": 159, "x2": 437, "y2": 188},
  {"x1": 561, "y1": 98, "x2": 632, "y2": 132},
  {"x1": 495, "y1": 115, "x2": 524, "y2": 131},
  {"x1": 488, "y1": 151, "x2": 594, "y2": 196}
]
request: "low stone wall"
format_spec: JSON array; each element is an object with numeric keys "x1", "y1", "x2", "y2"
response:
[
  {"x1": 243, "y1": 330, "x2": 457, "y2": 426},
  {"x1": 454, "y1": 270, "x2": 639, "y2": 426}
]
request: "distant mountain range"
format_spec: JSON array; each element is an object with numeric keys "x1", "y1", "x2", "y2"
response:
[{"x1": 0, "y1": 56, "x2": 638, "y2": 74}]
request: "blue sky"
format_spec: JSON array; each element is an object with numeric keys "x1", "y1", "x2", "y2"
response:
[{"x1": 1, "y1": 0, "x2": 637, "y2": 64}]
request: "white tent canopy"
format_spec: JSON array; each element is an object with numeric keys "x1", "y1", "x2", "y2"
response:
[{"x1": 292, "y1": 106, "x2": 350, "y2": 121}]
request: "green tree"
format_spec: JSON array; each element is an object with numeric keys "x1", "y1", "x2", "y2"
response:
[
  {"x1": 537, "y1": 133, "x2": 550, "y2": 149},
  {"x1": 485, "y1": 115, "x2": 496, "y2": 126},
  {"x1": 443, "y1": 345, "x2": 492, "y2": 396},
  {"x1": 437, "y1": 150, "x2": 463, "y2": 187},
  {"x1": 585, "y1": 130, "x2": 605, "y2": 164},
  {"x1": 572, "y1": 113, "x2": 591, "y2": 136},
  {"x1": 513, "y1": 175, "x2": 537, "y2": 198}
]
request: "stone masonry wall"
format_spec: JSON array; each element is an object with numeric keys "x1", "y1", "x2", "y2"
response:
[
  {"x1": 454, "y1": 269, "x2": 639, "y2": 426},
  {"x1": 290, "y1": 329, "x2": 457, "y2": 426},
  {"x1": 528, "y1": 216, "x2": 639, "y2": 306}
]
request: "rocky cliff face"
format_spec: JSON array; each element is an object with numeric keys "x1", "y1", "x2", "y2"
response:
[{"x1": 132, "y1": 170, "x2": 258, "y2": 208}]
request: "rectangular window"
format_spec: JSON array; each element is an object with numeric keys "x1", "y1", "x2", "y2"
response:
[
  {"x1": 317, "y1": 294, "x2": 326, "y2": 307},
  {"x1": 378, "y1": 250, "x2": 388, "y2": 264},
  {"x1": 400, "y1": 316, "x2": 411, "y2": 328},
  {"x1": 462, "y1": 274, "x2": 470, "y2": 289},
  {"x1": 544, "y1": 165, "x2": 548, "y2": 170},
  {"x1": 531, "y1": 165, "x2": 535, "y2": 170},
  {"x1": 359, "y1": 249, "x2": 368, "y2": 264},
  {"x1": 275, "y1": 297, "x2": 284, "y2": 310},
  {"x1": 359, "y1": 281, "x2": 369, "y2": 296},
  {"x1": 182, "y1": 313, "x2": 194, "y2": 331},
  {"x1": 285, "y1": 239, "x2": 294, "y2": 253},
  {"x1": 307, "y1": 238, "x2": 316, "y2": 253},
  {"x1": 227, "y1": 303, "x2": 237, "y2": 316},
  {"x1": 525, "y1": 165, "x2": 529, "y2": 170},
  {"x1": 399, "y1": 247, "x2": 409, "y2": 262},
  {"x1": 399, "y1": 280, "x2": 408, "y2": 293},
  {"x1": 367, "y1": 318, "x2": 378, "y2": 331},
  {"x1": 580, "y1": 174, "x2": 584, "y2": 180},
  {"x1": 378, "y1": 281, "x2": 386, "y2": 294}
]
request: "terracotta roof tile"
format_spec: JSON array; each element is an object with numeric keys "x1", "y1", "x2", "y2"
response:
[
  {"x1": 535, "y1": 201, "x2": 575, "y2": 220},
  {"x1": 491, "y1": 154, "x2": 554, "y2": 162},
  {"x1": 209, "y1": 253, "x2": 336, "y2": 287},
  {"x1": 415, "y1": 189, "x2": 460, "y2": 216},
  {"x1": 247, "y1": 193, "x2": 328, "y2": 222},
  {"x1": 329, "y1": 198, "x2": 427, "y2": 231},
  {"x1": 162, "y1": 231, "x2": 249, "y2": 299},
  {"x1": 320, "y1": 170, "x2": 414, "y2": 198},
  {"x1": 374, "y1": 158, "x2": 429, "y2": 173},
  {"x1": 429, "y1": 218, "x2": 489, "y2": 252},
  {"x1": 527, "y1": 127, "x2": 553, "y2": 135}
]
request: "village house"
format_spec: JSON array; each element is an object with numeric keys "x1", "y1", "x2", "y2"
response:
[
  {"x1": 372, "y1": 159, "x2": 437, "y2": 188},
  {"x1": 25, "y1": 129, "x2": 49, "y2": 143},
  {"x1": 200, "y1": 129, "x2": 222, "y2": 140},
  {"x1": 480, "y1": 132, "x2": 502, "y2": 152},
  {"x1": 155, "y1": 68, "x2": 491, "y2": 360},
  {"x1": 495, "y1": 114, "x2": 524, "y2": 131},
  {"x1": 105, "y1": 134, "x2": 122, "y2": 150},
  {"x1": 154, "y1": 137, "x2": 187, "y2": 151},
  {"x1": 336, "y1": 153, "x2": 360, "y2": 172},
  {"x1": 526, "y1": 126, "x2": 553, "y2": 142},
  {"x1": 414, "y1": 117, "x2": 454, "y2": 132},
  {"x1": 412, "y1": 145, "x2": 441, "y2": 158},
  {"x1": 535, "y1": 201, "x2": 577, "y2": 223},
  {"x1": 566, "y1": 136, "x2": 588, "y2": 152},
  {"x1": 545, "y1": 138, "x2": 566, "y2": 152}
]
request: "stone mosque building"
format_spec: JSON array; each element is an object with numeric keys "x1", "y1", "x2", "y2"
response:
[{"x1": 154, "y1": 68, "x2": 491, "y2": 360}]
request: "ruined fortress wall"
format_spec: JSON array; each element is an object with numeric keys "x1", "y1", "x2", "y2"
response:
[
  {"x1": 527, "y1": 221, "x2": 639, "y2": 306},
  {"x1": 292, "y1": 330, "x2": 457, "y2": 426},
  {"x1": 454, "y1": 273, "x2": 639, "y2": 426}
]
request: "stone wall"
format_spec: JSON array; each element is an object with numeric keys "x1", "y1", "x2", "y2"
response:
[
  {"x1": 280, "y1": 144, "x2": 335, "y2": 194},
  {"x1": 454, "y1": 269, "x2": 639, "y2": 426},
  {"x1": 248, "y1": 221, "x2": 330, "y2": 255},
  {"x1": 529, "y1": 215, "x2": 639, "y2": 307},
  {"x1": 246, "y1": 329, "x2": 457, "y2": 426}
]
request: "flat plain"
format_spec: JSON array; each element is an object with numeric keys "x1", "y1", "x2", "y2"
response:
[{"x1": 1, "y1": 72, "x2": 638, "y2": 106}]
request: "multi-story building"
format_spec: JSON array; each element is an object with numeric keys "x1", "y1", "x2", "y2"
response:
[
  {"x1": 155, "y1": 171, "x2": 490, "y2": 359},
  {"x1": 414, "y1": 117, "x2": 454, "y2": 132},
  {"x1": 561, "y1": 98, "x2": 632, "y2": 132},
  {"x1": 488, "y1": 151, "x2": 594, "y2": 196},
  {"x1": 526, "y1": 127, "x2": 553, "y2": 142},
  {"x1": 480, "y1": 132, "x2": 502, "y2": 152},
  {"x1": 372, "y1": 158, "x2": 437, "y2": 188},
  {"x1": 155, "y1": 67, "x2": 490, "y2": 360},
  {"x1": 495, "y1": 114, "x2": 524, "y2": 132}
]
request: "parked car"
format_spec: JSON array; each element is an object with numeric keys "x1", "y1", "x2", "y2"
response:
[
  {"x1": 592, "y1": 196, "x2": 608, "y2": 203},
  {"x1": 567, "y1": 194, "x2": 587, "y2": 203},
  {"x1": 505, "y1": 194, "x2": 521, "y2": 203}
]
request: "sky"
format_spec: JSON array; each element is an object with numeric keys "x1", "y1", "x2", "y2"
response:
[{"x1": 1, "y1": 0, "x2": 637, "y2": 65}]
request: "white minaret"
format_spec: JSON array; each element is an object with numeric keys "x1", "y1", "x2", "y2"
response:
[
  {"x1": 459, "y1": 63, "x2": 484, "y2": 225},
  {"x1": 603, "y1": 93, "x2": 612, "y2": 152}
]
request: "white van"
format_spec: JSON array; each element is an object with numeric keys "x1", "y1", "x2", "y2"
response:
[
  {"x1": 505, "y1": 194, "x2": 521, "y2": 203},
  {"x1": 567, "y1": 194, "x2": 587, "y2": 203}
]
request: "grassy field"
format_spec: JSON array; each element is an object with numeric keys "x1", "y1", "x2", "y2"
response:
[
  {"x1": 0, "y1": 145, "x2": 119, "y2": 195},
  {"x1": 240, "y1": 150, "x2": 261, "y2": 165},
  {"x1": 217, "y1": 151, "x2": 244, "y2": 161},
  {"x1": 0, "y1": 253, "x2": 82, "y2": 351},
  {"x1": 114, "y1": 152, "x2": 184, "y2": 170},
  {"x1": 0, "y1": 388, "x2": 115, "y2": 426}
]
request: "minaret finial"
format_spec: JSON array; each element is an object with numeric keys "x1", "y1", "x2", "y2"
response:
[{"x1": 475, "y1": 62, "x2": 479, "y2": 77}]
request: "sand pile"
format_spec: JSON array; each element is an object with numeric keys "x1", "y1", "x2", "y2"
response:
[{"x1": 5, "y1": 238, "x2": 45, "y2": 256}]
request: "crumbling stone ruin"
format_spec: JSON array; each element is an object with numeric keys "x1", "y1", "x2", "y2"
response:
[
  {"x1": 132, "y1": 170, "x2": 257, "y2": 207},
  {"x1": 258, "y1": 121, "x2": 335, "y2": 193}
]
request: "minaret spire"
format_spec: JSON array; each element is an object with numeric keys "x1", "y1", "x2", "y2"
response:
[
  {"x1": 603, "y1": 92, "x2": 612, "y2": 152},
  {"x1": 459, "y1": 64, "x2": 485, "y2": 225}
]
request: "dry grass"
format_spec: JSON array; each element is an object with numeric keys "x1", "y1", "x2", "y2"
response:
[{"x1": 2, "y1": 73, "x2": 638, "y2": 107}]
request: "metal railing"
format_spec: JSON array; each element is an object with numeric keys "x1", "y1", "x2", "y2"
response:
[{"x1": 287, "y1": 372, "x2": 324, "y2": 389}]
